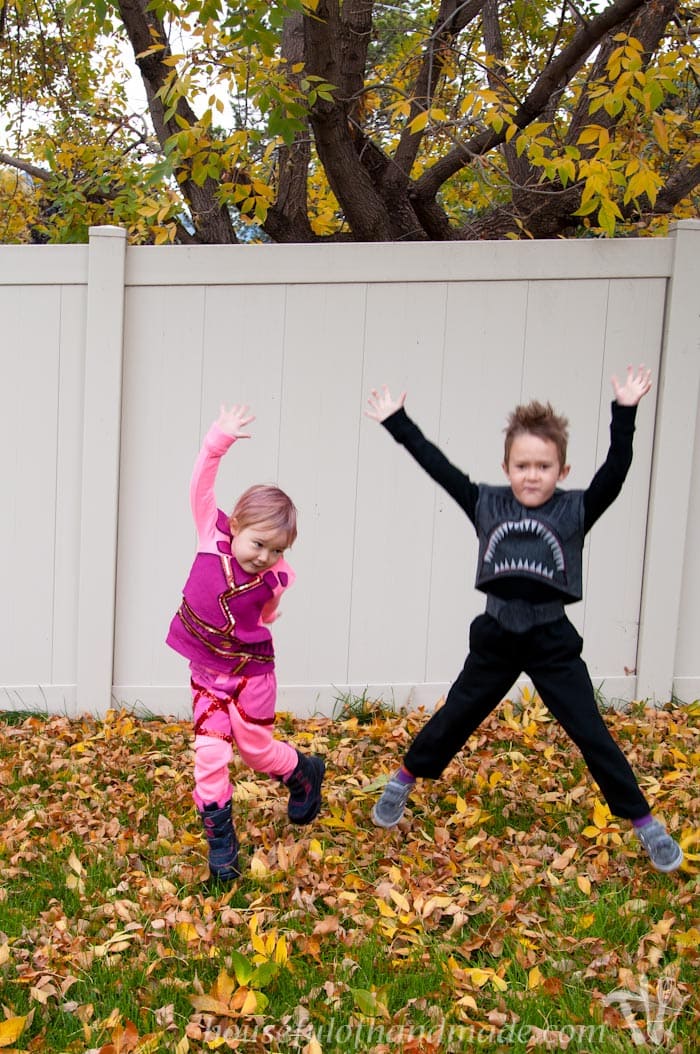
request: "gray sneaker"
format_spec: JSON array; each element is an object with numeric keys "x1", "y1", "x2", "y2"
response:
[
  {"x1": 636, "y1": 819, "x2": 684, "y2": 873},
  {"x1": 371, "y1": 774, "x2": 414, "y2": 828}
]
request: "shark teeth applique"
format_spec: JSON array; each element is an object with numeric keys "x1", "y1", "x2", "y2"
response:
[{"x1": 483, "y1": 518, "x2": 565, "y2": 582}]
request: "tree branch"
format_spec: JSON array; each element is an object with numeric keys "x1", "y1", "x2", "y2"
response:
[
  {"x1": 389, "y1": 0, "x2": 485, "y2": 183},
  {"x1": 413, "y1": 0, "x2": 649, "y2": 202},
  {"x1": 0, "y1": 151, "x2": 51, "y2": 182},
  {"x1": 567, "y1": 0, "x2": 678, "y2": 146},
  {"x1": 481, "y1": 0, "x2": 540, "y2": 213}
]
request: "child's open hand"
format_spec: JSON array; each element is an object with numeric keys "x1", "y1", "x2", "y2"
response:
[
  {"x1": 366, "y1": 385, "x2": 407, "y2": 422},
  {"x1": 611, "y1": 365, "x2": 653, "y2": 407},
  {"x1": 216, "y1": 403, "x2": 255, "y2": 438}
]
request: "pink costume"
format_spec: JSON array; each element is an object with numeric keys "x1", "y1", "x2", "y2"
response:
[{"x1": 166, "y1": 424, "x2": 298, "y2": 808}]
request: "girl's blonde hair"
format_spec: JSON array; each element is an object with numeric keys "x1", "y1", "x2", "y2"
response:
[{"x1": 230, "y1": 485, "x2": 298, "y2": 546}]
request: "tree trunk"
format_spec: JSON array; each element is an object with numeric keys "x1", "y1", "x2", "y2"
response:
[{"x1": 117, "y1": 0, "x2": 237, "y2": 244}]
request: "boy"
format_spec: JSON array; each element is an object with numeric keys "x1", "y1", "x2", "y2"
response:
[{"x1": 366, "y1": 368, "x2": 683, "y2": 872}]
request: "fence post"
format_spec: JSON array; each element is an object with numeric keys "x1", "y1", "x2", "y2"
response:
[
  {"x1": 636, "y1": 220, "x2": 700, "y2": 703},
  {"x1": 76, "y1": 226, "x2": 127, "y2": 714}
]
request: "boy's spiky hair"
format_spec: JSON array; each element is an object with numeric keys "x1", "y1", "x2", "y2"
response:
[{"x1": 504, "y1": 401, "x2": 569, "y2": 467}]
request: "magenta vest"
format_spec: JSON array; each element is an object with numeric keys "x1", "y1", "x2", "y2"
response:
[{"x1": 166, "y1": 510, "x2": 291, "y2": 675}]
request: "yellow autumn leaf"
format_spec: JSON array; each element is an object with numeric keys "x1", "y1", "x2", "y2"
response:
[
  {"x1": 0, "y1": 1016, "x2": 27, "y2": 1046},
  {"x1": 232, "y1": 987, "x2": 258, "y2": 1016},
  {"x1": 250, "y1": 929, "x2": 269, "y2": 957},
  {"x1": 577, "y1": 875, "x2": 592, "y2": 895},
  {"x1": 621, "y1": 899, "x2": 648, "y2": 914},
  {"x1": 652, "y1": 112, "x2": 669, "y2": 153},
  {"x1": 408, "y1": 110, "x2": 429, "y2": 134},
  {"x1": 94, "y1": 930, "x2": 139, "y2": 957},
  {"x1": 214, "y1": 969, "x2": 236, "y2": 1003},
  {"x1": 175, "y1": 922, "x2": 199, "y2": 943},
  {"x1": 389, "y1": 888, "x2": 411, "y2": 913},
  {"x1": 593, "y1": 799, "x2": 612, "y2": 828},
  {"x1": 67, "y1": 850, "x2": 83, "y2": 874},
  {"x1": 679, "y1": 829, "x2": 700, "y2": 859},
  {"x1": 551, "y1": 846, "x2": 576, "y2": 869},
  {"x1": 148, "y1": 877, "x2": 177, "y2": 896},
  {"x1": 462, "y1": 967, "x2": 508, "y2": 991},
  {"x1": 577, "y1": 125, "x2": 602, "y2": 145},
  {"x1": 189, "y1": 994, "x2": 233, "y2": 1016},
  {"x1": 421, "y1": 895, "x2": 453, "y2": 918},
  {"x1": 274, "y1": 935, "x2": 288, "y2": 965},
  {"x1": 250, "y1": 853, "x2": 269, "y2": 876},
  {"x1": 674, "y1": 927, "x2": 700, "y2": 949},
  {"x1": 528, "y1": 965, "x2": 543, "y2": 989},
  {"x1": 464, "y1": 967, "x2": 491, "y2": 987}
]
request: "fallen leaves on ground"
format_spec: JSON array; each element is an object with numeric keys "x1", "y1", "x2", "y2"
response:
[{"x1": 0, "y1": 695, "x2": 698, "y2": 1052}]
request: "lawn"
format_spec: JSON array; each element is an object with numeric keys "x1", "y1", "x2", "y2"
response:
[{"x1": 0, "y1": 692, "x2": 698, "y2": 1052}]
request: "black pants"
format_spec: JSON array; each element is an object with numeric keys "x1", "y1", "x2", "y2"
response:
[{"x1": 404, "y1": 614, "x2": 650, "y2": 820}]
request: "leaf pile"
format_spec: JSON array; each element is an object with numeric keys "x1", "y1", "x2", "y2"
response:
[{"x1": 0, "y1": 694, "x2": 698, "y2": 1052}]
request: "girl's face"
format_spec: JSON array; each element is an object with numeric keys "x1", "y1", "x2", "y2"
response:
[
  {"x1": 503, "y1": 433, "x2": 570, "y2": 507},
  {"x1": 230, "y1": 520, "x2": 288, "y2": 574}
]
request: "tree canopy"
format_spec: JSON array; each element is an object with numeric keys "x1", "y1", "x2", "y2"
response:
[{"x1": 0, "y1": 0, "x2": 698, "y2": 243}]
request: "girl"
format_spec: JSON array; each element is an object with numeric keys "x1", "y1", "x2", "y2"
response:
[{"x1": 167, "y1": 403, "x2": 324, "y2": 884}]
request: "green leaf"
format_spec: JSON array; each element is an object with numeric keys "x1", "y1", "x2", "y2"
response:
[
  {"x1": 250, "y1": 961, "x2": 279, "y2": 988},
  {"x1": 229, "y1": 949, "x2": 254, "y2": 986},
  {"x1": 352, "y1": 988, "x2": 386, "y2": 1018}
]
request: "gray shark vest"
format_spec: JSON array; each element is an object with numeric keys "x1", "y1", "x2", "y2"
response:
[{"x1": 475, "y1": 485, "x2": 585, "y2": 603}]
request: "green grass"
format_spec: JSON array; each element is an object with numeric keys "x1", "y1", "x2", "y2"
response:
[{"x1": 0, "y1": 699, "x2": 698, "y2": 1052}]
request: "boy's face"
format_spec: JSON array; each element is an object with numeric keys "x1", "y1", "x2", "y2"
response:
[{"x1": 503, "y1": 433, "x2": 570, "y2": 507}]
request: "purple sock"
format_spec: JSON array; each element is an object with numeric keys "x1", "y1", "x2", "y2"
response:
[
  {"x1": 632, "y1": 813, "x2": 654, "y2": 829},
  {"x1": 396, "y1": 766, "x2": 415, "y2": 785}
]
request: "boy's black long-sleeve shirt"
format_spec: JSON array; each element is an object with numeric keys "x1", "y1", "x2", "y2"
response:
[{"x1": 382, "y1": 402, "x2": 638, "y2": 605}]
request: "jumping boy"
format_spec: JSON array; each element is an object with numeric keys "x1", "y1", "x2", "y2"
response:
[{"x1": 366, "y1": 367, "x2": 683, "y2": 873}]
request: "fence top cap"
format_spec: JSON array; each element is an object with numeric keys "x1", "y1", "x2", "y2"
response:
[{"x1": 89, "y1": 225, "x2": 127, "y2": 239}]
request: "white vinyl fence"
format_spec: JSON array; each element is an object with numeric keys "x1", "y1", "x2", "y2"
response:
[{"x1": 1, "y1": 222, "x2": 699, "y2": 718}]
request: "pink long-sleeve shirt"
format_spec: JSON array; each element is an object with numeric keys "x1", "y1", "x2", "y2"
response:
[{"x1": 166, "y1": 424, "x2": 294, "y2": 675}]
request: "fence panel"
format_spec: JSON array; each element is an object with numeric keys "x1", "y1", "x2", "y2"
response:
[
  {"x1": 0, "y1": 282, "x2": 86, "y2": 710},
  {"x1": 1, "y1": 225, "x2": 698, "y2": 717}
]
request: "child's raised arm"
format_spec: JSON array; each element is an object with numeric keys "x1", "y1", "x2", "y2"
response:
[
  {"x1": 611, "y1": 365, "x2": 652, "y2": 407},
  {"x1": 189, "y1": 403, "x2": 255, "y2": 549},
  {"x1": 366, "y1": 385, "x2": 407, "y2": 423}
]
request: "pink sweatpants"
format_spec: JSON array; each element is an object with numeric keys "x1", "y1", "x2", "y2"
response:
[{"x1": 190, "y1": 667, "x2": 298, "y2": 810}]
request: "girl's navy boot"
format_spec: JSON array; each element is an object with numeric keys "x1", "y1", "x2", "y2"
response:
[
  {"x1": 199, "y1": 800, "x2": 240, "y2": 884},
  {"x1": 284, "y1": 751, "x2": 325, "y2": 824}
]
